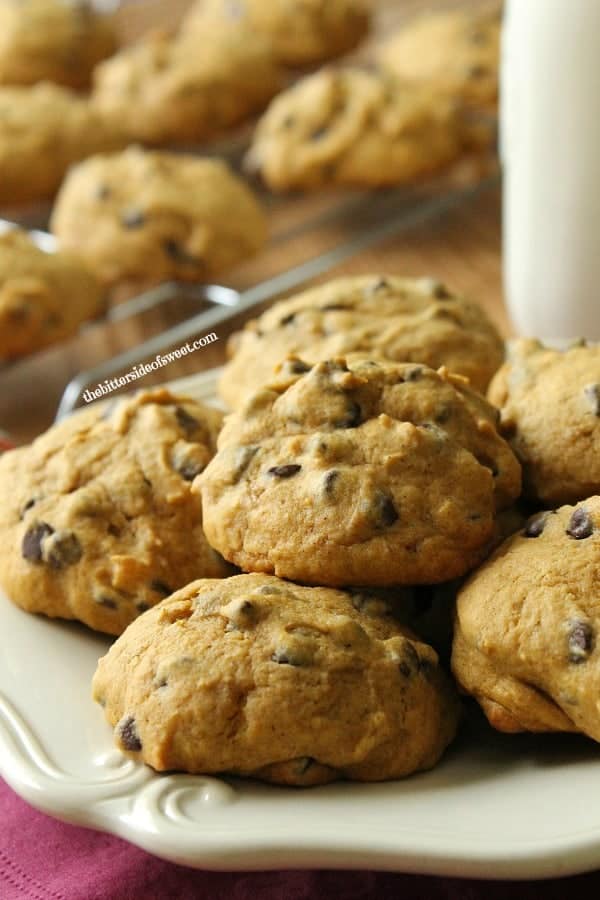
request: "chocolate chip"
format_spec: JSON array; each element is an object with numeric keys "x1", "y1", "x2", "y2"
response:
[
  {"x1": 20, "y1": 498, "x2": 38, "y2": 518},
  {"x1": 120, "y1": 208, "x2": 145, "y2": 229},
  {"x1": 296, "y1": 757, "x2": 314, "y2": 775},
  {"x1": 175, "y1": 460, "x2": 204, "y2": 481},
  {"x1": 310, "y1": 125, "x2": 328, "y2": 141},
  {"x1": 117, "y1": 715, "x2": 142, "y2": 752},
  {"x1": 567, "y1": 507, "x2": 594, "y2": 540},
  {"x1": 524, "y1": 513, "x2": 547, "y2": 538},
  {"x1": 175, "y1": 406, "x2": 199, "y2": 436},
  {"x1": 323, "y1": 469, "x2": 339, "y2": 496},
  {"x1": 163, "y1": 239, "x2": 203, "y2": 267},
  {"x1": 368, "y1": 277, "x2": 390, "y2": 294},
  {"x1": 398, "y1": 643, "x2": 420, "y2": 678},
  {"x1": 321, "y1": 303, "x2": 351, "y2": 312},
  {"x1": 21, "y1": 522, "x2": 54, "y2": 563},
  {"x1": 280, "y1": 312, "x2": 296, "y2": 326},
  {"x1": 370, "y1": 491, "x2": 399, "y2": 528},
  {"x1": 285, "y1": 359, "x2": 311, "y2": 375},
  {"x1": 271, "y1": 647, "x2": 304, "y2": 666},
  {"x1": 403, "y1": 366, "x2": 424, "y2": 382},
  {"x1": 150, "y1": 580, "x2": 173, "y2": 597},
  {"x1": 107, "y1": 523, "x2": 121, "y2": 537},
  {"x1": 568, "y1": 620, "x2": 594, "y2": 663},
  {"x1": 231, "y1": 445, "x2": 259, "y2": 482},
  {"x1": 44, "y1": 531, "x2": 82, "y2": 569},
  {"x1": 584, "y1": 384, "x2": 600, "y2": 416},
  {"x1": 268, "y1": 464, "x2": 301, "y2": 478},
  {"x1": 96, "y1": 596, "x2": 117, "y2": 609},
  {"x1": 334, "y1": 400, "x2": 362, "y2": 429}
]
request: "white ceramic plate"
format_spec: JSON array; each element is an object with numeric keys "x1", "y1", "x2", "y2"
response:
[{"x1": 2, "y1": 368, "x2": 600, "y2": 879}]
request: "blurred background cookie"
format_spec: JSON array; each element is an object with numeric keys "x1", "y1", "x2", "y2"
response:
[
  {"x1": 0, "y1": 0, "x2": 117, "y2": 90},
  {"x1": 182, "y1": 0, "x2": 372, "y2": 67},
  {"x1": 246, "y1": 68, "x2": 464, "y2": 190},
  {"x1": 0, "y1": 226, "x2": 106, "y2": 360},
  {"x1": 50, "y1": 146, "x2": 268, "y2": 291}
]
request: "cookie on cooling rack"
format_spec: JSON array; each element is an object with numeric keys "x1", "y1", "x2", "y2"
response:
[
  {"x1": 200, "y1": 357, "x2": 521, "y2": 585},
  {"x1": 219, "y1": 275, "x2": 505, "y2": 408},
  {"x1": 0, "y1": 0, "x2": 117, "y2": 90},
  {"x1": 93, "y1": 573, "x2": 460, "y2": 784},
  {"x1": 453, "y1": 496, "x2": 600, "y2": 740},
  {"x1": 50, "y1": 147, "x2": 267, "y2": 289},
  {"x1": 91, "y1": 24, "x2": 284, "y2": 146},
  {"x1": 488, "y1": 339, "x2": 600, "y2": 505},
  {"x1": 0, "y1": 82, "x2": 125, "y2": 207},
  {"x1": 182, "y1": 0, "x2": 371, "y2": 67},
  {"x1": 0, "y1": 227, "x2": 106, "y2": 360},
  {"x1": 377, "y1": 4, "x2": 500, "y2": 114},
  {"x1": 0, "y1": 389, "x2": 232, "y2": 636},
  {"x1": 245, "y1": 68, "x2": 463, "y2": 191}
]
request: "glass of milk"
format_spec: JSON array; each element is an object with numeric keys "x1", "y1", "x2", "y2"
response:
[{"x1": 501, "y1": 0, "x2": 600, "y2": 339}]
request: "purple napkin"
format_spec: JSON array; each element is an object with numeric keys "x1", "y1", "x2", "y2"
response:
[{"x1": 2, "y1": 777, "x2": 600, "y2": 900}]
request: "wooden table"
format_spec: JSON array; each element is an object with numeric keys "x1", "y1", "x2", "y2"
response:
[{"x1": 0, "y1": 0, "x2": 506, "y2": 443}]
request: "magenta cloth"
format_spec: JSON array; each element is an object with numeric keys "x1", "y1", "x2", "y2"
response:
[{"x1": 2, "y1": 778, "x2": 600, "y2": 900}]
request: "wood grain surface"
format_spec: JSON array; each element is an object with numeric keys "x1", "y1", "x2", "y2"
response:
[{"x1": 0, "y1": 0, "x2": 506, "y2": 443}]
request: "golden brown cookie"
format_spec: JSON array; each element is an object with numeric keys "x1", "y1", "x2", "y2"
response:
[
  {"x1": 182, "y1": 0, "x2": 371, "y2": 67},
  {"x1": 245, "y1": 68, "x2": 463, "y2": 191},
  {"x1": 200, "y1": 357, "x2": 521, "y2": 585},
  {"x1": 92, "y1": 573, "x2": 460, "y2": 785},
  {"x1": 0, "y1": 0, "x2": 117, "y2": 90},
  {"x1": 91, "y1": 25, "x2": 284, "y2": 146},
  {"x1": 50, "y1": 147, "x2": 267, "y2": 290},
  {"x1": 377, "y1": 5, "x2": 500, "y2": 113},
  {"x1": 488, "y1": 339, "x2": 600, "y2": 505},
  {"x1": 219, "y1": 275, "x2": 505, "y2": 409},
  {"x1": 0, "y1": 82, "x2": 125, "y2": 207},
  {"x1": 0, "y1": 389, "x2": 231, "y2": 636},
  {"x1": 0, "y1": 227, "x2": 106, "y2": 360},
  {"x1": 452, "y1": 497, "x2": 600, "y2": 740}
]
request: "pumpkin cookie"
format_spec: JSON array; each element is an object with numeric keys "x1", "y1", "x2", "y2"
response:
[
  {"x1": 0, "y1": 389, "x2": 231, "y2": 636},
  {"x1": 182, "y1": 0, "x2": 370, "y2": 67},
  {"x1": 91, "y1": 25, "x2": 284, "y2": 146},
  {"x1": 200, "y1": 357, "x2": 521, "y2": 585},
  {"x1": 453, "y1": 497, "x2": 600, "y2": 739},
  {"x1": 488, "y1": 339, "x2": 600, "y2": 505},
  {"x1": 50, "y1": 147, "x2": 267, "y2": 289},
  {"x1": 0, "y1": 227, "x2": 106, "y2": 360},
  {"x1": 93, "y1": 573, "x2": 460, "y2": 784},
  {"x1": 245, "y1": 68, "x2": 463, "y2": 191},
  {"x1": 219, "y1": 275, "x2": 505, "y2": 409},
  {"x1": 0, "y1": 0, "x2": 117, "y2": 90}
]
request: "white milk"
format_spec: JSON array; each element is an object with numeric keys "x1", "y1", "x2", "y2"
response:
[{"x1": 501, "y1": 0, "x2": 600, "y2": 339}]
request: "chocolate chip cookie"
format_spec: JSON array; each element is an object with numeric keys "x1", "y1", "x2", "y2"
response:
[
  {"x1": 488, "y1": 339, "x2": 600, "y2": 505},
  {"x1": 50, "y1": 147, "x2": 267, "y2": 290},
  {"x1": 91, "y1": 25, "x2": 284, "y2": 146},
  {"x1": 200, "y1": 357, "x2": 521, "y2": 585},
  {"x1": 0, "y1": 82, "x2": 125, "y2": 207},
  {"x1": 377, "y1": 5, "x2": 500, "y2": 114},
  {"x1": 219, "y1": 275, "x2": 505, "y2": 409},
  {"x1": 93, "y1": 573, "x2": 460, "y2": 784},
  {"x1": 0, "y1": 227, "x2": 106, "y2": 360},
  {"x1": 0, "y1": 389, "x2": 231, "y2": 636},
  {"x1": 453, "y1": 497, "x2": 600, "y2": 740},
  {"x1": 182, "y1": 0, "x2": 371, "y2": 67},
  {"x1": 245, "y1": 68, "x2": 464, "y2": 191},
  {"x1": 0, "y1": 0, "x2": 117, "y2": 90}
]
